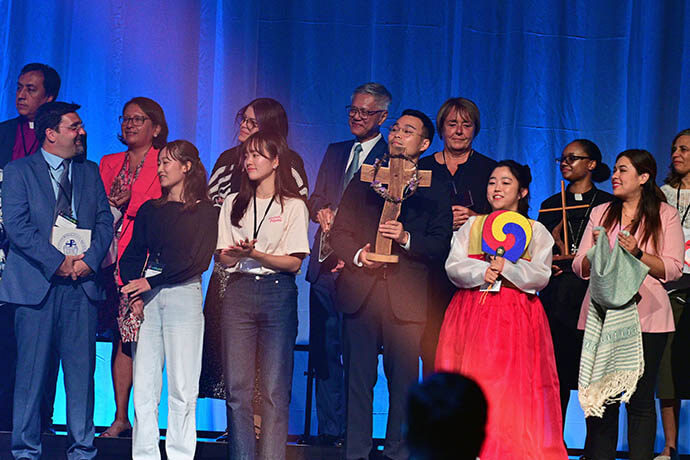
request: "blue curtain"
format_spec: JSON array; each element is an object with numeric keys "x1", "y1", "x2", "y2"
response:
[{"x1": 3, "y1": 0, "x2": 690, "y2": 449}]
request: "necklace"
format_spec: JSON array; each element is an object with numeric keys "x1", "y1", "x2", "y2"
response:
[
  {"x1": 442, "y1": 149, "x2": 473, "y2": 205},
  {"x1": 676, "y1": 184, "x2": 690, "y2": 226},
  {"x1": 566, "y1": 189, "x2": 598, "y2": 254}
]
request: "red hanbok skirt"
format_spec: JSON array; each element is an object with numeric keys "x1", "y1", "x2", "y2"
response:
[{"x1": 435, "y1": 286, "x2": 568, "y2": 460}]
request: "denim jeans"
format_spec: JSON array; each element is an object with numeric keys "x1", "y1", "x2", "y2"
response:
[
  {"x1": 222, "y1": 273, "x2": 298, "y2": 460},
  {"x1": 132, "y1": 278, "x2": 204, "y2": 460}
]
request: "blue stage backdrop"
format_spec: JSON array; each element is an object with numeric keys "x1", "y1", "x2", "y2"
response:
[{"x1": 3, "y1": 0, "x2": 690, "y2": 452}]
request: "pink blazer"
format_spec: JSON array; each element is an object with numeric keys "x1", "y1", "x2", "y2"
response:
[
  {"x1": 99, "y1": 147, "x2": 162, "y2": 269},
  {"x1": 573, "y1": 202, "x2": 684, "y2": 332}
]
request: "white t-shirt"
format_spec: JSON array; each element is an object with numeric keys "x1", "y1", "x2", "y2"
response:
[{"x1": 217, "y1": 193, "x2": 310, "y2": 274}]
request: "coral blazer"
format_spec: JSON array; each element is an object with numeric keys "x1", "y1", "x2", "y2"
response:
[
  {"x1": 573, "y1": 202, "x2": 684, "y2": 332},
  {"x1": 99, "y1": 146, "x2": 161, "y2": 272}
]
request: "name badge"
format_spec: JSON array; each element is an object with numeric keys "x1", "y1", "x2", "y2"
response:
[
  {"x1": 479, "y1": 279, "x2": 502, "y2": 292},
  {"x1": 145, "y1": 260, "x2": 164, "y2": 278},
  {"x1": 55, "y1": 212, "x2": 78, "y2": 229}
]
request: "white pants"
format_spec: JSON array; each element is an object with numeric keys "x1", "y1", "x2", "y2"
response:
[{"x1": 132, "y1": 278, "x2": 204, "y2": 460}]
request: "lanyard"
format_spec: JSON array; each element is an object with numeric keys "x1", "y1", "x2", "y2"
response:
[
  {"x1": 677, "y1": 184, "x2": 690, "y2": 226},
  {"x1": 253, "y1": 193, "x2": 275, "y2": 240}
]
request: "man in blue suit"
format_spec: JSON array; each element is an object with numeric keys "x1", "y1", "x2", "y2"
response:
[
  {"x1": 0, "y1": 101, "x2": 113, "y2": 460},
  {"x1": 306, "y1": 82, "x2": 391, "y2": 445},
  {"x1": 0, "y1": 63, "x2": 61, "y2": 433}
]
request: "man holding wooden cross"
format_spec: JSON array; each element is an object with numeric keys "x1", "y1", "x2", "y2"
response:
[{"x1": 330, "y1": 109, "x2": 452, "y2": 460}]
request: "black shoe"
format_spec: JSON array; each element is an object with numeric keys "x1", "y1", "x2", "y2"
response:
[
  {"x1": 215, "y1": 430, "x2": 229, "y2": 442},
  {"x1": 42, "y1": 425, "x2": 56, "y2": 435},
  {"x1": 670, "y1": 447, "x2": 680, "y2": 460},
  {"x1": 316, "y1": 434, "x2": 343, "y2": 447}
]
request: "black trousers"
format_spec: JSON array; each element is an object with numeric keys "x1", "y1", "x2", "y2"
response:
[
  {"x1": 309, "y1": 271, "x2": 345, "y2": 437},
  {"x1": 343, "y1": 278, "x2": 424, "y2": 460},
  {"x1": 585, "y1": 332, "x2": 667, "y2": 460}
]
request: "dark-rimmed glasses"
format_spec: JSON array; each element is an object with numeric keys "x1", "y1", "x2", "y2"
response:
[
  {"x1": 59, "y1": 122, "x2": 85, "y2": 132},
  {"x1": 346, "y1": 105, "x2": 385, "y2": 119},
  {"x1": 240, "y1": 116, "x2": 258, "y2": 130},
  {"x1": 388, "y1": 125, "x2": 422, "y2": 138},
  {"x1": 119, "y1": 116, "x2": 149, "y2": 127},
  {"x1": 555, "y1": 155, "x2": 590, "y2": 165}
]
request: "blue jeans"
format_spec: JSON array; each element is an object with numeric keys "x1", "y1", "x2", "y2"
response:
[{"x1": 222, "y1": 273, "x2": 298, "y2": 460}]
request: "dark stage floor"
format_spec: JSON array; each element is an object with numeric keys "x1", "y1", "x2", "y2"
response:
[
  {"x1": 1, "y1": 431, "x2": 688, "y2": 459},
  {"x1": 0, "y1": 430, "x2": 342, "y2": 460}
]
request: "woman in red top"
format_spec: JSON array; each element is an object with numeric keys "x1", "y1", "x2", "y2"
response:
[{"x1": 98, "y1": 96, "x2": 168, "y2": 437}]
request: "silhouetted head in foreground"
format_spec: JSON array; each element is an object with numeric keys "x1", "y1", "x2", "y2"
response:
[{"x1": 406, "y1": 372, "x2": 487, "y2": 460}]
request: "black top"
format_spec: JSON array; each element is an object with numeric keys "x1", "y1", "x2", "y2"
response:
[
  {"x1": 417, "y1": 150, "x2": 497, "y2": 215},
  {"x1": 538, "y1": 185, "x2": 614, "y2": 256},
  {"x1": 120, "y1": 200, "x2": 218, "y2": 288},
  {"x1": 0, "y1": 116, "x2": 20, "y2": 169}
]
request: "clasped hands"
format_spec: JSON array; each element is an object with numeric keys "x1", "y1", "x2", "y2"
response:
[
  {"x1": 484, "y1": 255, "x2": 505, "y2": 284},
  {"x1": 56, "y1": 254, "x2": 92, "y2": 280},
  {"x1": 220, "y1": 238, "x2": 257, "y2": 258},
  {"x1": 108, "y1": 189, "x2": 131, "y2": 209}
]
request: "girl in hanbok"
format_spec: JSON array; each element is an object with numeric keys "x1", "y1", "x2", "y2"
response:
[{"x1": 435, "y1": 160, "x2": 567, "y2": 460}]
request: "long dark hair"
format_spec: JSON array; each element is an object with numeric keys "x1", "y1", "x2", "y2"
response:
[
  {"x1": 154, "y1": 140, "x2": 210, "y2": 211},
  {"x1": 118, "y1": 97, "x2": 169, "y2": 149},
  {"x1": 230, "y1": 131, "x2": 305, "y2": 227},
  {"x1": 664, "y1": 129, "x2": 690, "y2": 187},
  {"x1": 601, "y1": 149, "x2": 666, "y2": 252},
  {"x1": 236, "y1": 98, "x2": 288, "y2": 139},
  {"x1": 491, "y1": 160, "x2": 532, "y2": 217}
]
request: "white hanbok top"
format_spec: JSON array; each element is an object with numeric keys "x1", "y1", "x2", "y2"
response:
[{"x1": 444, "y1": 215, "x2": 554, "y2": 294}]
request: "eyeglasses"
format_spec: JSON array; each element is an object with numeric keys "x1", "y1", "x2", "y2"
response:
[
  {"x1": 59, "y1": 123, "x2": 85, "y2": 132},
  {"x1": 388, "y1": 125, "x2": 422, "y2": 138},
  {"x1": 346, "y1": 105, "x2": 385, "y2": 120},
  {"x1": 119, "y1": 116, "x2": 149, "y2": 126},
  {"x1": 555, "y1": 155, "x2": 590, "y2": 165},
  {"x1": 240, "y1": 116, "x2": 258, "y2": 130}
]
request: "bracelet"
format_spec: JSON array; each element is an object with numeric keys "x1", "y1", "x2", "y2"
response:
[{"x1": 634, "y1": 248, "x2": 643, "y2": 260}]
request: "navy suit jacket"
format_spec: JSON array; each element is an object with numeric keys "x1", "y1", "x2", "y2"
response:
[
  {"x1": 306, "y1": 137, "x2": 387, "y2": 283},
  {"x1": 0, "y1": 116, "x2": 20, "y2": 169},
  {"x1": 0, "y1": 152, "x2": 113, "y2": 305}
]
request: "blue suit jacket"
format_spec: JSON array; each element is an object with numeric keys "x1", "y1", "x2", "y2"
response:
[
  {"x1": 0, "y1": 152, "x2": 113, "y2": 305},
  {"x1": 306, "y1": 137, "x2": 387, "y2": 283}
]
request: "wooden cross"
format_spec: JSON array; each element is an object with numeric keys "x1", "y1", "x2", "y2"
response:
[
  {"x1": 359, "y1": 146, "x2": 432, "y2": 263},
  {"x1": 538, "y1": 180, "x2": 590, "y2": 258}
]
